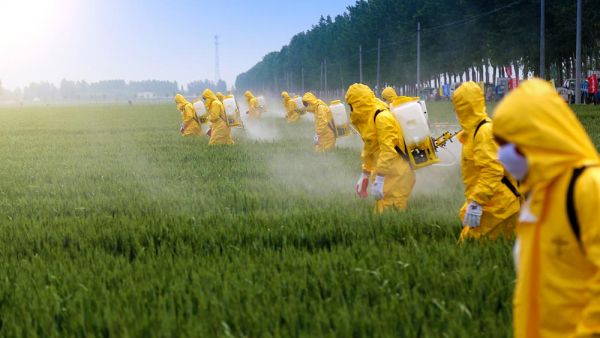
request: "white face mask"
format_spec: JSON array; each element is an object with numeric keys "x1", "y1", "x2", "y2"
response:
[{"x1": 498, "y1": 143, "x2": 528, "y2": 181}]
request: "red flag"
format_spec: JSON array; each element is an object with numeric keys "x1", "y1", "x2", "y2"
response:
[{"x1": 588, "y1": 75, "x2": 598, "y2": 94}]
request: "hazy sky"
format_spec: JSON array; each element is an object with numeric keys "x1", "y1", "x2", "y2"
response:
[{"x1": 0, "y1": 0, "x2": 357, "y2": 90}]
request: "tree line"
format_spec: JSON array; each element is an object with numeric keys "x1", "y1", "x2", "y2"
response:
[{"x1": 235, "y1": 0, "x2": 600, "y2": 94}]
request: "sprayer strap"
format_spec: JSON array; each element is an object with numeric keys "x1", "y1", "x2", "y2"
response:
[
  {"x1": 374, "y1": 110, "x2": 411, "y2": 163},
  {"x1": 501, "y1": 176, "x2": 521, "y2": 199},
  {"x1": 567, "y1": 166, "x2": 588, "y2": 251},
  {"x1": 373, "y1": 110, "x2": 384, "y2": 123},
  {"x1": 473, "y1": 119, "x2": 489, "y2": 140}
]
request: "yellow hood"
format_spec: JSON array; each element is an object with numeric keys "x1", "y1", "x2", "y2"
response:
[
  {"x1": 202, "y1": 88, "x2": 218, "y2": 108},
  {"x1": 174, "y1": 93, "x2": 189, "y2": 110},
  {"x1": 281, "y1": 91, "x2": 290, "y2": 104},
  {"x1": 493, "y1": 78, "x2": 599, "y2": 194},
  {"x1": 345, "y1": 83, "x2": 387, "y2": 128},
  {"x1": 244, "y1": 91, "x2": 255, "y2": 100},
  {"x1": 302, "y1": 92, "x2": 325, "y2": 113},
  {"x1": 382, "y1": 87, "x2": 397, "y2": 103},
  {"x1": 452, "y1": 81, "x2": 487, "y2": 132}
]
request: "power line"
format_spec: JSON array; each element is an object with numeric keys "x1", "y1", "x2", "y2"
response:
[{"x1": 424, "y1": 0, "x2": 524, "y2": 32}]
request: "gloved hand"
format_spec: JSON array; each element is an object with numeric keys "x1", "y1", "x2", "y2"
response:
[
  {"x1": 355, "y1": 172, "x2": 369, "y2": 198},
  {"x1": 313, "y1": 134, "x2": 319, "y2": 145},
  {"x1": 180, "y1": 124, "x2": 185, "y2": 134},
  {"x1": 371, "y1": 175, "x2": 384, "y2": 200},
  {"x1": 463, "y1": 201, "x2": 483, "y2": 227},
  {"x1": 207, "y1": 128, "x2": 212, "y2": 137}
]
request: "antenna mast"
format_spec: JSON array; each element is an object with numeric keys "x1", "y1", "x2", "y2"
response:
[{"x1": 214, "y1": 35, "x2": 220, "y2": 83}]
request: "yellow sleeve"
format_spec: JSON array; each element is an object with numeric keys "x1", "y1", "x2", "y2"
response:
[
  {"x1": 575, "y1": 170, "x2": 600, "y2": 337},
  {"x1": 374, "y1": 112, "x2": 401, "y2": 175},
  {"x1": 315, "y1": 105, "x2": 329, "y2": 135},
  {"x1": 183, "y1": 105, "x2": 196, "y2": 125},
  {"x1": 249, "y1": 98, "x2": 259, "y2": 115},
  {"x1": 470, "y1": 123, "x2": 504, "y2": 205},
  {"x1": 287, "y1": 100, "x2": 297, "y2": 113},
  {"x1": 361, "y1": 140, "x2": 377, "y2": 173},
  {"x1": 208, "y1": 101, "x2": 222, "y2": 123}
]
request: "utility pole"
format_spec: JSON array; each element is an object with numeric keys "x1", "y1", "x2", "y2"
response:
[
  {"x1": 359, "y1": 45, "x2": 363, "y2": 83},
  {"x1": 376, "y1": 38, "x2": 381, "y2": 93},
  {"x1": 324, "y1": 59, "x2": 328, "y2": 96},
  {"x1": 340, "y1": 64, "x2": 344, "y2": 90},
  {"x1": 416, "y1": 22, "x2": 421, "y2": 92},
  {"x1": 301, "y1": 67, "x2": 305, "y2": 94},
  {"x1": 214, "y1": 35, "x2": 220, "y2": 83},
  {"x1": 540, "y1": 0, "x2": 545, "y2": 79},
  {"x1": 320, "y1": 61, "x2": 324, "y2": 92},
  {"x1": 575, "y1": 0, "x2": 582, "y2": 104}
]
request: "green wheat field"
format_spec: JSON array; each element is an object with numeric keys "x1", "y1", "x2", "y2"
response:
[{"x1": 0, "y1": 102, "x2": 598, "y2": 337}]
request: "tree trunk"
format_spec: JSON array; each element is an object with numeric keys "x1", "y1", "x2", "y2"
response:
[{"x1": 483, "y1": 62, "x2": 487, "y2": 83}]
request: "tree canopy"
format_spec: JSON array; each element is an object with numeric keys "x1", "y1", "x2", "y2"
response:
[{"x1": 235, "y1": 0, "x2": 600, "y2": 94}]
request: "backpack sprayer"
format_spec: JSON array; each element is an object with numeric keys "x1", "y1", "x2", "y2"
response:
[
  {"x1": 223, "y1": 94, "x2": 244, "y2": 128},
  {"x1": 192, "y1": 100, "x2": 210, "y2": 135},
  {"x1": 291, "y1": 96, "x2": 307, "y2": 115},
  {"x1": 329, "y1": 100, "x2": 353, "y2": 138},
  {"x1": 255, "y1": 95, "x2": 267, "y2": 115},
  {"x1": 389, "y1": 98, "x2": 459, "y2": 169}
]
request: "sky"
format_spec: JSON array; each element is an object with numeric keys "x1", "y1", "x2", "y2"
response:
[{"x1": 0, "y1": 0, "x2": 357, "y2": 90}]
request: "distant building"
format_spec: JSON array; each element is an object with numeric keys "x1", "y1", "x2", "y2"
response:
[{"x1": 136, "y1": 92, "x2": 156, "y2": 99}]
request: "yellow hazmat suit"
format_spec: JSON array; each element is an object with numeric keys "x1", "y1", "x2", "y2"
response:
[
  {"x1": 216, "y1": 92, "x2": 225, "y2": 103},
  {"x1": 346, "y1": 83, "x2": 415, "y2": 212},
  {"x1": 281, "y1": 91, "x2": 300, "y2": 123},
  {"x1": 244, "y1": 91, "x2": 262, "y2": 118},
  {"x1": 381, "y1": 87, "x2": 419, "y2": 106},
  {"x1": 452, "y1": 81, "x2": 520, "y2": 241},
  {"x1": 202, "y1": 89, "x2": 234, "y2": 145},
  {"x1": 302, "y1": 92, "x2": 336, "y2": 152},
  {"x1": 494, "y1": 79, "x2": 600, "y2": 338},
  {"x1": 174, "y1": 94, "x2": 202, "y2": 136}
]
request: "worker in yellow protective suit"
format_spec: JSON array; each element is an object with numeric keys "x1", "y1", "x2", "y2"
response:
[
  {"x1": 202, "y1": 89, "x2": 234, "y2": 145},
  {"x1": 381, "y1": 86, "x2": 419, "y2": 107},
  {"x1": 281, "y1": 91, "x2": 301, "y2": 123},
  {"x1": 452, "y1": 81, "x2": 521, "y2": 241},
  {"x1": 346, "y1": 83, "x2": 415, "y2": 212},
  {"x1": 244, "y1": 91, "x2": 262, "y2": 118},
  {"x1": 174, "y1": 94, "x2": 202, "y2": 136},
  {"x1": 302, "y1": 92, "x2": 336, "y2": 152},
  {"x1": 493, "y1": 78, "x2": 600, "y2": 338},
  {"x1": 216, "y1": 92, "x2": 225, "y2": 103}
]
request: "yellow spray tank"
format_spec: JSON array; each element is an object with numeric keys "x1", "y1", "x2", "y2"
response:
[
  {"x1": 329, "y1": 100, "x2": 352, "y2": 137},
  {"x1": 223, "y1": 95, "x2": 244, "y2": 128},
  {"x1": 192, "y1": 100, "x2": 210, "y2": 135},
  {"x1": 292, "y1": 96, "x2": 307, "y2": 114}
]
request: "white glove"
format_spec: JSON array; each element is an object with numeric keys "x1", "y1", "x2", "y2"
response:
[
  {"x1": 463, "y1": 201, "x2": 483, "y2": 227},
  {"x1": 313, "y1": 134, "x2": 319, "y2": 145},
  {"x1": 371, "y1": 175, "x2": 384, "y2": 200},
  {"x1": 355, "y1": 172, "x2": 369, "y2": 198}
]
